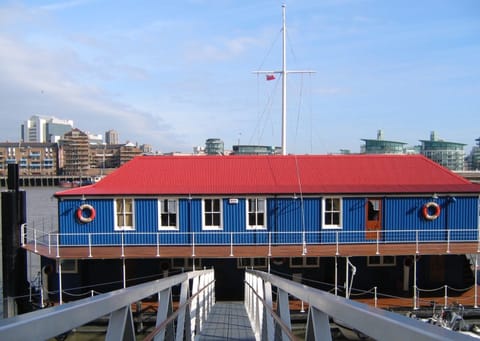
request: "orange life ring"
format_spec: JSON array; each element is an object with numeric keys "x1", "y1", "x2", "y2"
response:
[
  {"x1": 422, "y1": 202, "x2": 440, "y2": 220},
  {"x1": 77, "y1": 204, "x2": 96, "y2": 223}
]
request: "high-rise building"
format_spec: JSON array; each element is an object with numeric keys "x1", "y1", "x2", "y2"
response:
[
  {"x1": 21, "y1": 115, "x2": 73, "y2": 143},
  {"x1": 205, "y1": 138, "x2": 224, "y2": 155},
  {"x1": 361, "y1": 130, "x2": 407, "y2": 154},
  {"x1": 468, "y1": 137, "x2": 480, "y2": 171},
  {"x1": 105, "y1": 130, "x2": 119, "y2": 145},
  {"x1": 420, "y1": 131, "x2": 466, "y2": 171}
]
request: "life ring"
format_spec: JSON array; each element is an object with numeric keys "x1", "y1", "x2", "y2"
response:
[
  {"x1": 422, "y1": 202, "x2": 440, "y2": 220},
  {"x1": 77, "y1": 204, "x2": 96, "y2": 223}
]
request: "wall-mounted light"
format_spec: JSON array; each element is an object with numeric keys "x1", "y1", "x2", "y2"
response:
[
  {"x1": 81, "y1": 194, "x2": 86, "y2": 202},
  {"x1": 448, "y1": 196, "x2": 456, "y2": 203},
  {"x1": 432, "y1": 193, "x2": 439, "y2": 200}
]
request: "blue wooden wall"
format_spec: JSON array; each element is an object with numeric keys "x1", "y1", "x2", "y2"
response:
[{"x1": 58, "y1": 195, "x2": 479, "y2": 246}]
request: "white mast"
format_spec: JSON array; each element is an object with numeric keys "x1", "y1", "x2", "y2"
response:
[
  {"x1": 254, "y1": 4, "x2": 315, "y2": 155},
  {"x1": 281, "y1": 4, "x2": 287, "y2": 156}
]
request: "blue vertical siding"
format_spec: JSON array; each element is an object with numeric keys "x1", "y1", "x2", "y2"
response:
[{"x1": 58, "y1": 194, "x2": 479, "y2": 247}]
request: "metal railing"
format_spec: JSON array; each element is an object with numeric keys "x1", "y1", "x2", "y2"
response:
[
  {"x1": 22, "y1": 225, "x2": 480, "y2": 257},
  {"x1": 244, "y1": 269, "x2": 475, "y2": 341},
  {"x1": 0, "y1": 269, "x2": 215, "y2": 341}
]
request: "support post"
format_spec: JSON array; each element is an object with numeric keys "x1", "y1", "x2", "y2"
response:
[
  {"x1": 413, "y1": 254, "x2": 418, "y2": 310},
  {"x1": 475, "y1": 254, "x2": 478, "y2": 308},
  {"x1": 58, "y1": 260, "x2": 63, "y2": 305},
  {"x1": 334, "y1": 256, "x2": 338, "y2": 296}
]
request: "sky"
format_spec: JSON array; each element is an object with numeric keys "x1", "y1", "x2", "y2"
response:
[{"x1": 0, "y1": 0, "x2": 479, "y2": 154}]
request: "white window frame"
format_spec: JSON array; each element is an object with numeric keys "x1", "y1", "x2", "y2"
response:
[
  {"x1": 202, "y1": 198, "x2": 223, "y2": 230},
  {"x1": 246, "y1": 197, "x2": 267, "y2": 230},
  {"x1": 114, "y1": 197, "x2": 135, "y2": 231},
  {"x1": 321, "y1": 197, "x2": 343, "y2": 229},
  {"x1": 158, "y1": 198, "x2": 179, "y2": 231},
  {"x1": 367, "y1": 256, "x2": 396, "y2": 267}
]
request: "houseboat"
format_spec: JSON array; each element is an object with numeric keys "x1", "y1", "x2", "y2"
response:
[{"x1": 24, "y1": 154, "x2": 480, "y2": 301}]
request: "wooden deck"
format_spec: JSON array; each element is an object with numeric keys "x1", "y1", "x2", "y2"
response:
[{"x1": 23, "y1": 241, "x2": 480, "y2": 259}]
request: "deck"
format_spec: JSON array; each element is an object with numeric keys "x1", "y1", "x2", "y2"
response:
[
  {"x1": 23, "y1": 241, "x2": 480, "y2": 259},
  {"x1": 197, "y1": 302, "x2": 255, "y2": 341}
]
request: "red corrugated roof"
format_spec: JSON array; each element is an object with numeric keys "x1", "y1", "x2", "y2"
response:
[{"x1": 55, "y1": 154, "x2": 480, "y2": 197}]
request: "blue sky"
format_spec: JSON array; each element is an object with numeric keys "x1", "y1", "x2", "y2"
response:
[{"x1": 0, "y1": 0, "x2": 478, "y2": 154}]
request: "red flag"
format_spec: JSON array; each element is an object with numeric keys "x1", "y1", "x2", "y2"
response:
[{"x1": 266, "y1": 74, "x2": 275, "y2": 81}]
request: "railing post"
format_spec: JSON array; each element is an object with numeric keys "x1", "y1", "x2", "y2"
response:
[
  {"x1": 262, "y1": 279, "x2": 274, "y2": 341},
  {"x1": 156, "y1": 287, "x2": 173, "y2": 340},
  {"x1": 415, "y1": 230, "x2": 419, "y2": 254},
  {"x1": 192, "y1": 232, "x2": 196, "y2": 257},
  {"x1": 446, "y1": 230, "x2": 451, "y2": 253},
  {"x1": 376, "y1": 230, "x2": 380, "y2": 255},
  {"x1": 176, "y1": 279, "x2": 191, "y2": 341},
  {"x1": 56, "y1": 234, "x2": 60, "y2": 258},
  {"x1": 444, "y1": 285, "x2": 448, "y2": 308},
  {"x1": 335, "y1": 231, "x2": 339, "y2": 256},
  {"x1": 304, "y1": 307, "x2": 331, "y2": 341},
  {"x1": 268, "y1": 232, "x2": 272, "y2": 257},
  {"x1": 230, "y1": 232, "x2": 234, "y2": 257},
  {"x1": 21, "y1": 223, "x2": 26, "y2": 247},
  {"x1": 48, "y1": 234, "x2": 51, "y2": 255},
  {"x1": 88, "y1": 233, "x2": 92, "y2": 258},
  {"x1": 156, "y1": 232, "x2": 160, "y2": 257},
  {"x1": 34, "y1": 228, "x2": 37, "y2": 253},
  {"x1": 276, "y1": 287, "x2": 292, "y2": 341},
  {"x1": 374, "y1": 286, "x2": 378, "y2": 308},
  {"x1": 121, "y1": 233, "x2": 125, "y2": 257}
]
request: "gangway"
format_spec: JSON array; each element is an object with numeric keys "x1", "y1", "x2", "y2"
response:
[{"x1": 0, "y1": 268, "x2": 477, "y2": 340}]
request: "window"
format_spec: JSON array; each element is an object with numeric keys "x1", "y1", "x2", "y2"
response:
[
  {"x1": 60, "y1": 259, "x2": 78, "y2": 273},
  {"x1": 158, "y1": 199, "x2": 178, "y2": 230},
  {"x1": 322, "y1": 197, "x2": 342, "y2": 229},
  {"x1": 367, "y1": 256, "x2": 396, "y2": 267},
  {"x1": 237, "y1": 258, "x2": 267, "y2": 269},
  {"x1": 115, "y1": 198, "x2": 135, "y2": 230},
  {"x1": 290, "y1": 257, "x2": 320, "y2": 268},
  {"x1": 247, "y1": 198, "x2": 266, "y2": 230},
  {"x1": 203, "y1": 198, "x2": 222, "y2": 230}
]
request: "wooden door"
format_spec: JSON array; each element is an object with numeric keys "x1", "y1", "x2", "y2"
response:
[{"x1": 366, "y1": 198, "x2": 382, "y2": 240}]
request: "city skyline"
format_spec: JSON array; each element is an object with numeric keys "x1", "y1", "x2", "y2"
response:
[{"x1": 0, "y1": 1, "x2": 478, "y2": 154}]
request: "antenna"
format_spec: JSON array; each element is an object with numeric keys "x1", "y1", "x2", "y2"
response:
[{"x1": 253, "y1": 4, "x2": 315, "y2": 155}]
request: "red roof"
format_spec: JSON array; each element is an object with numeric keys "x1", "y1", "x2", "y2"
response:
[{"x1": 55, "y1": 154, "x2": 480, "y2": 197}]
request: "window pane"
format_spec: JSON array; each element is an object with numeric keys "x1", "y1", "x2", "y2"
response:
[
  {"x1": 332, "y1": 213, "x2": 339, "y2": 225},
  {"x1": 213, "y1": 213, "x2": 220, "y2": 226},
  {"x1": 168, "y1": 200, "x2": 176, "y2": 213},
  {"x1": 206, "y1": 214, "x2": 212, "y2": 226},
  {"x1": 213, "y1": 199, "x2": 220, "y2": 211},
  {"x1": 249, "y1": 213, "x2": 256, "y2": 226},
  {"x1": 205, "y1": 199, "x2": 212, "y2": 211},
  {"x1": 257, "y1": 214, "x2": 264, "y2": 226},
  {"x1": 326, "y1": 199, "x2": 332, "y2": 211}
]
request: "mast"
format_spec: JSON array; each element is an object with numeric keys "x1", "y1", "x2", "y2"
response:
[
  {"x1": 281, "y1": 4, "x2": 287, "y2": 155},
  {"x1": 253, "y1": 4, "x2": 315, "y2": 155}
]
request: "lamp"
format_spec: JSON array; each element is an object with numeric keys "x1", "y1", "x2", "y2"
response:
[{"x1": 432, "y1": 193, "x2": 439, "y2": 200}]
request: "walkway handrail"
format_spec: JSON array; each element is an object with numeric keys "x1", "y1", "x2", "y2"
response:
[
  {"x1": 0, "y1": 269, "x2": 215, "y2": 341},
  {"x1": 245, "y1": 269, "x2": 475, "y2": 341}
]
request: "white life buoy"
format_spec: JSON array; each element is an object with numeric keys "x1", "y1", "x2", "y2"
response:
[
  {"x1": 422, "y1": 202, "x2": 440, "y2": 220},
  {"x1": 77, "y1": 204, "x2": 96, "y2": 223}
]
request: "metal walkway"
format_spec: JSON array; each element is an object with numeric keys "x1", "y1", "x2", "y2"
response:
[
  {"x1": 1, "y1": 268, "x2": 477, "y2": 341},
  {"x1": 197, "y1": 302, "x2": 255, "y2": 341}
]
